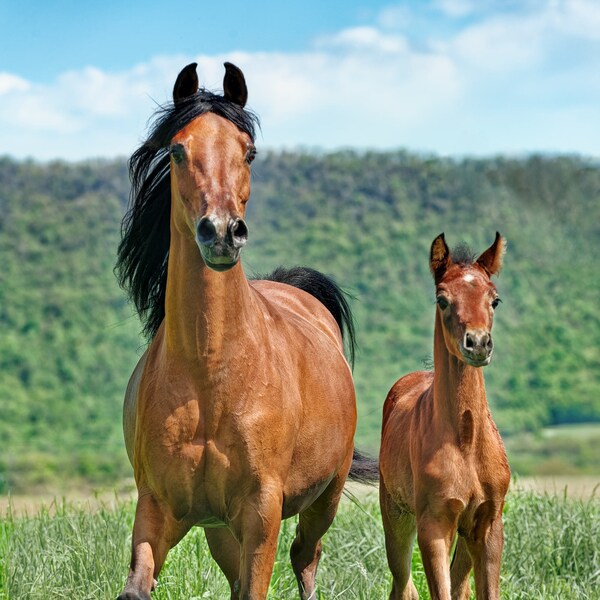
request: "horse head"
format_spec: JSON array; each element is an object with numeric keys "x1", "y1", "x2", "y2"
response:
[
  {"x1": 429, "y1": 232, "x2": 506, "y2": 367},
  {"x1": 169, "y1": 62, "x2": 256, "y2": 271}
]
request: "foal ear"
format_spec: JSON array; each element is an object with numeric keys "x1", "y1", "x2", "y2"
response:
[
  {"x1": 173, "y1": 62, "x2": 199, "y2": 104},
  {"x1": 476, "y1": 232, "x2": 506, "y2": 277},
  {"x1": 430, "y1": 233, "x2": 451, "y2": 282},
  {"x1": 223, "y1": 62, "x2": 248, "y2": 107}
]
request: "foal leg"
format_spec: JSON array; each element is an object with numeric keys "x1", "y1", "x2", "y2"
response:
[
  {"x1": 290, "y1": 473, "x2": 346, "y2": 600},
  {"x1": 118, "y1": 492, "x2": 190, "y2": 600},
  {"x1": 380, "y1": 482, "x2": 419, "y2": 600},
  {"x1": 467, "y1": 514, "x2": 504, "y2": 600},
  {"x1": 450, "y1": 536, "x2": 472, "y2": 600},
  {"x1": 205, "y1": 528, "x2": 241, "y2": 599},
  {"x1": 416, "y1": 511, "x2": 457, "y2": 600}
]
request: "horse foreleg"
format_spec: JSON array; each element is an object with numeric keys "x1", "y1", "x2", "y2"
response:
[
  {"x1": 467, "y1": 513, "x2": 504, "y2": 600},
  {"x1": 450, "y1": 536, "x2": 472, "y2": 599},
  {"x1": 290, "y1": 471, "x2": 347, "y2": 600},
  {"x1": 231, "y1": 489, "x2": 283, "y2": 599},
  {"x1": 417, "y1": 512, "x2": 456, "y2": 600},
  {"x1": 380, "y1": 481, "x2": 419, "y2": 600},
  {"x1": 205, "y1": 527, "x2": 242, "y2": 599},
  {"x1": 118, "y1": 492, "x2": 189, "y2": 600}
]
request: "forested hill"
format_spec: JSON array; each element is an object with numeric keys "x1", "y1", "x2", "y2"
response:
[{"x1": 1, "y1": 152, "x2": 599, "y2": 491}]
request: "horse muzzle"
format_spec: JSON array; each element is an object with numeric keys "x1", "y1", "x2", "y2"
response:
[
  {"x1": 195, "y1": 215, "x2": 248, "y2": 271},
  {"x1": 460, "y1": 329, "x2": 494, "y2": 367}
]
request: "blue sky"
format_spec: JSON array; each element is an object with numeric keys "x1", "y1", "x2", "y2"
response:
[{"x1": 1, "y1": 0, "x2": 599, "y2": 160}]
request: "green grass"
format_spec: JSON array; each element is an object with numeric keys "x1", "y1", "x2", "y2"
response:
[{"x1": 1, "y1": 489, "x2": 598, "y2": 599}]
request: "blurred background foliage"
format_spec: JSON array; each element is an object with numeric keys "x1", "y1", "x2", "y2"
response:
[{"x1": 0, "y1": 151, "x2": 598, "y2": 493}]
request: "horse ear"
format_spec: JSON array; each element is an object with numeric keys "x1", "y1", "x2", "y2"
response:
[
  {"x1": 173, "y1": 63, "x2": 199, "y2": 104},
  {"x1": 476, "y1": 232, "x2": 506, "y2": 277},
  {"x1": 223, "y1": 62, "x2": 248, "y2": 107},
  {"x1": 430, "y1": 233, "x2": 451, "y2": 282}
]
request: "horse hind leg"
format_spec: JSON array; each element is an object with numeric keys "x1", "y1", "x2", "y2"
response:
[
  {"x1": 467, "y1": 511, "x2": 504, "y2": 600},
  {"x1": 450, "y1": 535, "x2": 472, "y2": 599},
  {"x1": 290, "y1": 472, "x2": 347, "y2": 600},
  {"x1": 205, "y1": 528, "x2": 242, "y2": 599},
  {"x1": 380, "y1": 481, "x2": 419, "y2": 600},
  {"x1": 118, "y1": 492, "x2": 191, "y2": 600}
]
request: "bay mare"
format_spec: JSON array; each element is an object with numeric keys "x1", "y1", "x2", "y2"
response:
[{"x1": 115, "y1": 62, "x2": 375, "y2": 600}]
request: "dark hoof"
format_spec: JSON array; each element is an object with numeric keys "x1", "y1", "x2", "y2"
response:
[{"x1": 117, "y1": 592, "x2": 151, "y2": 600}]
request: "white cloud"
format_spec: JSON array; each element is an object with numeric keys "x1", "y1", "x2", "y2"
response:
[
  {"x1": 0, "y1": 73, "x2": 30, "y2": 95},
  {"x1": 376, "y1": 5, "x2": 412, "y2": 29},
  {"x1": 434, "y1": 0, "x2": 479, "y2": 18},
  {"x1": 1, "y1": 0, "x2": 599, "y2": 160},
  {"x1": 315, "y1": 26, "x2": 410, "y2": 54}
]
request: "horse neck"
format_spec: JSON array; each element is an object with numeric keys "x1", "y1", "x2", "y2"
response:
[
  {"x1": 432, "y1": 312, "x2": 488, "y2": 434},
  {"x1": 164, "y1": 225, "x2": 253, "y2": 364}
]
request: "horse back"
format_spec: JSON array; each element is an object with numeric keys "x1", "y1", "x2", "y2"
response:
[
  {"x1": 380, "y1": 371, "x2": 433, "y2": 507},
  {"x1": 249, "y1": 279, "x2": 346, "y2": 358}
]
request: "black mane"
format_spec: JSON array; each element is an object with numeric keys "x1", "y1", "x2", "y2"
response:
[{"x1": 115, "y1": 90, "x2": 259, "y2": 339}]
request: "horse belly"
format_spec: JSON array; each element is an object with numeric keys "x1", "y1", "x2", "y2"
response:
[
  {"x1": 283, "y1": 375, "x2": 355, "y2": 506},
  {"x1": 281, "y1": 474, "x2": 336, "y2": 518}
]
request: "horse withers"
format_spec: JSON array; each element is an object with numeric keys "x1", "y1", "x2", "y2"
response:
[
  {"x1": 115, "y1": 62, "x2": 374, "y2": 600},
  {"x1": 379, "y1": 233, "x2": 510, "y2": 600}
]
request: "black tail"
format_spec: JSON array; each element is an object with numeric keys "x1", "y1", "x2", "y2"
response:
[
  {"x1": 260, "y1": 266, "x2": 357, "y2": 367},
  {"x1": 348, "y1": 448, "x2": 379, "y2": 485}
]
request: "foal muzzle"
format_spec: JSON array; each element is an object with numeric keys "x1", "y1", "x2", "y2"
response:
[{"x1": 460, "y1": 329, "x2": 494, "y2": 367}]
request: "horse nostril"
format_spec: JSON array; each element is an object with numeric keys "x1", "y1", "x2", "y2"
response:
[
  {"x1": 229, "y1": 218, "x2": 249, "y2": 247},
  {"x1": 485, "y1": 335, "x2": 494, "y2": 352},
  {"x1": 196, "y1": 217, "x2": 217, "y2": 246},
  {"x1": 464, "y1": 332, "x2": 474, "y2": 350}
]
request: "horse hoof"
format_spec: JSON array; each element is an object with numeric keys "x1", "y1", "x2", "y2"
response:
[{"x1": 116, "y1": 592, "x2": 151, "y2": 600}]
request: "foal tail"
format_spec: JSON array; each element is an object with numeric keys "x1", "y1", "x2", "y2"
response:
[
  {"x1": 348, "y1": 448, "x2": 379, "y2": 485},
  {"x1": 262, "y1": 266, "x2": 357, "y2": 367}
]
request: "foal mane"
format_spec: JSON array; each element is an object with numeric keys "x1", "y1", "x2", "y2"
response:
[
  {"x1": 115, "y1": 90, "x2": 259, "y2": 339},
  {"x1": 450, "y1": 242, "x2": 476, "y2": 266}
]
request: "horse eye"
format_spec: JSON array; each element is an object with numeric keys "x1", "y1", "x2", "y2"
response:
[
  {"x1": 170, "y1": 144, "x2": 185, "y2": 164},
  {"x1": 246, "y1": 146, "x2": 257, "y2": 164},
  {"x1": 437, "y1": 297, "x2": 449, "y2": 310},
  {"x1": 492, "y1": 298, "x2": 502, "y2": 309}
]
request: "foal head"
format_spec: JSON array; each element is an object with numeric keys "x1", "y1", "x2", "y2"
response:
[
  {"x1": 170, "y1": 62, "x2": 257, "y2": 271},
  {"x1": 430, "y1": 232, "x2": 506, "y2": 367}
]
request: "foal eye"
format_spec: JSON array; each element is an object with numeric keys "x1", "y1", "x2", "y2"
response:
[
  {"x1": 170, "y1": 144, "x2": 185, "y2": 164},
  {"x1": 436, "y1": 297, "x2": 449, "y2": 310},
  {"x1": 492, "y1": 298, "x2": 502, "y2": 309},
  {"x1": 246, "y1": 146, "x2": 257, "y2": 164}
]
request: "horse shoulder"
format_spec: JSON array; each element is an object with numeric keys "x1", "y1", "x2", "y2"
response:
[{"x1": 477, "y1": 413, "x2": 511, "y2": 496}]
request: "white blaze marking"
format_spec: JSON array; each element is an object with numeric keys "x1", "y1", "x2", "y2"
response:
[{"x1": 463, "y1": 274, "x2": 475, "y2": 283}]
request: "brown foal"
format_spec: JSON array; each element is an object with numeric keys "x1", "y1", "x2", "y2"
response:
[
  {"x1": 379, "y1": 232, "x2": 510, "y2": 600},
  {"x1": 115, "y1": 63, "x2": 363, "y2": 599}
]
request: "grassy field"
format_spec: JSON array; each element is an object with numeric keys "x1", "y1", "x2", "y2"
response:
[
  {"x1": 1, "y1": 487, "x2": 598, "y2": 599},
  {"x1": 503, "y1": 424, "x2": 600, "y2": 477}
]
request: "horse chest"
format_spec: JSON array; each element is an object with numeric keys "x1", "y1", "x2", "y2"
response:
[{"x1": 141, "y1": 434, "x2": 238, "y2": 523}]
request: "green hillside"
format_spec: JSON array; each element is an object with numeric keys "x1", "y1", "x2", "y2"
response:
[{"x1": 1, "y1": 152, "x2": 599, "y2": 492}]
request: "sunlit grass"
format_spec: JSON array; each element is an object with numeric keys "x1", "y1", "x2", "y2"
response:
[{"x1": 1, "y1": 489, "x2": 598, "y2": 599}]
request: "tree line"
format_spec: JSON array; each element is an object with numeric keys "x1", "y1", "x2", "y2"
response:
[{"x1": 0, "y1": 151, "x2": 598, "y2": 491}]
